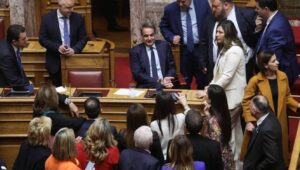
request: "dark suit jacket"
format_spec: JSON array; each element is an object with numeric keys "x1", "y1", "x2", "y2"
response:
[
  {"x1": 0, "y1": 40, "x2": 29, "y2": 89},
  {"x1": 13, "y1": 140, "x2": 51, "y2": 170},
  {"x1": 243, "y1": 113, "x2": 285, "y2": 170},
  {"x1": 159, "y1": 0, "x2": 211, "y2": 44},
  {"x1": 200, "y1": 6, "x2": 257, "y2": 81},
  {"x1": 119, "y1": 148, "x2": 161, "y2": 170},
  {"x1": 256, "y1": 11, "x2": 299, "y2": 84},
  {"x1": 39, "y1": 10, "x2": 87, "y2": 74},
  {"x1": 129, "y1": 40, "x2": 176, "y2": 88},
  {"x1": 187, "y1": 134, "x2": 223, "y2": 170}
]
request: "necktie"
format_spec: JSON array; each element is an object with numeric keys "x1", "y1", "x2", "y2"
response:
[
  {"x1": 16, "y1": 48, "x2": 26, "y2": 82},
  {"x1": 150, "y1": 47, "x2": 158, "y2": 80},
  {"x1": 186, "y1": 7, "x2": 194, "y2": 52},
  {"x1": 256, "y1": 24, "x2": 269, "y2": 53},
  {"x1": 62, "y1": 17, "x2": 70, "y2": 46}
]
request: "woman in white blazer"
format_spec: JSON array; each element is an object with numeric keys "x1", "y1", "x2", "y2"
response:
[{"x1": 210, "y1": 20, "x2": 246, "y2": 170}]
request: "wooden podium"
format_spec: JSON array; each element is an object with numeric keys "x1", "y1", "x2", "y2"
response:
[{"x1": 22, "y1": 38, "x2": 115, "y2": 87}]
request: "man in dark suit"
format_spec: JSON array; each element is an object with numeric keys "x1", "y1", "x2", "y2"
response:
[
  {"x1": 39, "y1": 0, "x2": 87, "y2": 87},
  {"x1": 119, "y1": 126, "x2": 161, "y2": 170},
  {"x1": 243, "y1": 95, "x2": 285, "y2": 170},
  {"x1": 0, "y1": 24, "x2": 33, "y2": 92},
  {"x1": 160, "y1": 0, "x2": 211, "y2": 89},
  {"x1": 76, "y1": 97, "x2": 117, "y2": 138},
  {"x1": 185, "y1": 109, "x2": 223, "y2": 170},
  {"x1": 130, "y1": 20, "x2": 176, "y2": 89},
  {"x1": 201, "y1": 0, "x2": 258, "y2": 83},
  {"x1": 255, "y1": 0, "x2": 299, "y2": 85},
  {"x1": 0, "y1": 25, "x2": 79, "y2": 115}
]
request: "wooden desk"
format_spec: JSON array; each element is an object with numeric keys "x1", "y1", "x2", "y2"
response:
[
  {"x1": 22, "y1": 38, "x2": 115, "y2": 87},
  {"x1": 0, "y1": 88, "x2": 200, "y2": 169}
]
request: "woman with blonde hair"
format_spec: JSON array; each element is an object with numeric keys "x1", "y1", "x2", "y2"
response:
[
  {"x1": 13, "y1": 116, "x2": 52, "y2": 170},
  {"x1": 77, "y1": 118, "x2": 119, "y2": 170},
  {"x1": 45, "y1": 127, "x2": 80, "y2": 170},
  {"x1": 162, "y1": 135, "x2": 205, "y2": 170}
]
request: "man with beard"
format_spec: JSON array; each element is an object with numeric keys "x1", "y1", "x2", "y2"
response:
[
  {"x1": 130, "y1": 20, "x2": 176, "y2": 89},
  {"x1": 200, "y1": 0, "x2": 258, "y2": 82}
]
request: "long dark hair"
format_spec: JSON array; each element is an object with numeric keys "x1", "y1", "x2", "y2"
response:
[
  {"x1": 207, "y1": 84, "x2": 231, "y2": 146},
  {"x1": 152, "y1": 91, "x2": 176, "y2": 136},
  {"x1": 125, "y1": 103, "x2": 148, "y2": 148},
  {"x1": 217, "y1": 20, "x2": 243, "y2": 55}
]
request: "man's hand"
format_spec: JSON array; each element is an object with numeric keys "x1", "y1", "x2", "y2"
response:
[
  {"x1": 173, "y1": 35, "x2": 181, "y2": 45},
  {"x1": 162, "y1": 77, "x2": 174, "y2": 89},
  {"x1": 58, "y1": 45, "x2": 68, "y2": 54},
  {"x1": 68, "y1": 102, "x2": 79, "y2": 117},
  {"x1": 64, "y1": 47, "x2": 75, "y2": 57},
  {"x1": 58, "y1": 45, "x2": 75, "y2": 56},
  {"x1": 255, "y1": 15, "x2": 264, "y2": 32},
  {"x1": 246, "y1": 122, "x2": 255, "y2": 132}
]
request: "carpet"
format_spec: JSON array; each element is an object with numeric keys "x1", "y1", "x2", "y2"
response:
[{"x1": 115, "y1": 57, "x2": 132, "y2": 88}]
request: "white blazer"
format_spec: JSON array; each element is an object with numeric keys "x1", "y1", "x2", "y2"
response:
[{"x1": 211, "y1": 45, "x2": 246, "y2": 109}]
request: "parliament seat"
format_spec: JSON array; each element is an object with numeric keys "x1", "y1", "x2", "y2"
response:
[{"x1": 68, "y1": 70, "x2": 103, "y2": 87}]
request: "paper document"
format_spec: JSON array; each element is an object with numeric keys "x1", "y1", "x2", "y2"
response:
[{"x1": 114, "y1": 88, "x2": 144, "y2": 97}]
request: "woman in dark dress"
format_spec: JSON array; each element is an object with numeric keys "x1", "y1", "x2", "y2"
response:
[{"x1": 13, "y1": 116, "x2": 52, "y2": 170}]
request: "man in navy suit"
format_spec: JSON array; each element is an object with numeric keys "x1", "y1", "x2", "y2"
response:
[
  {"x1": 160, "y1": 0, "x2": 211, "y2": 89},
  {"x1": 200, "y1": 0, "x2": 258, "y2": 82},
  {"x1": 243, "y1": 95, "x2": 285, "y2": 170},
  {"x1": 185, "y1": 109, "x2": 223, "y2": 170},
  {"x1": 255, "y1": 0, "x2": 299, "y2": 85},
  {"x1": 39, "y1": 0, "x2": 87, "y2": 87},
  {"x1": 0, "y1": 24, "x2": 33, "y2": 91},
  {"x1": 130, "y1": 20, "x2": 176, "y2": 89},
  {"x1": 119, "y1": 126, "x2": 161, "y2": 170}
]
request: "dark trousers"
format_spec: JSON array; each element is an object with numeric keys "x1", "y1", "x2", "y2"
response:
[
  {"x1": 180, "y1": 46, "x2": 209, "y2": 89},
  {"x1": 48, "y1": 68, "x2": 62, "y2": 87}
]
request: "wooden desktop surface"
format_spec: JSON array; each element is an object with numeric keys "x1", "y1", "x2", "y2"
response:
[{"x1": 0, "y1": 88, "x2": 201, "y2": 169}]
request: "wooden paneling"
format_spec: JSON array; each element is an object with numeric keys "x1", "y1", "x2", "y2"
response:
[
  {"x1": 0, "y1": 7, "x2": 10, "y2": 38},
  {"x1": 21, "y1": 38, "x2": 115, "y2": 87},
  {"x1": 37, "y1": 0, "x2": 92, "y2": 37}
]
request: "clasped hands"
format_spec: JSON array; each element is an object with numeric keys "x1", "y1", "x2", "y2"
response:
[{"x1": 59, "y1": 44, "x2": 75, "y2": 56}]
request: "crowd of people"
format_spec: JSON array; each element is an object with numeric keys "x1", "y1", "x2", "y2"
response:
[{"x1": 0, "y1": 0, "x2": 300, "y2": 169}]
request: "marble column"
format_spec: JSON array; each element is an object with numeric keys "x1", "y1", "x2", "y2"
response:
[
  {"x1": 130, "y1": 0, "x2": 175, "y2": 46},
  {"x1": 1, "y1": 0, "x2": 37, "y2": 36}
]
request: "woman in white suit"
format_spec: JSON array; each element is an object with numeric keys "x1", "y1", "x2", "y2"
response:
[{"x1": 210, "y1": 20, "x2": 246, "y2": 170}]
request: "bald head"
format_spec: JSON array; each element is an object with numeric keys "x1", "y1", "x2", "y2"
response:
[{"x1": 250, "y1": 95, "x2": 270, "y2": 118}]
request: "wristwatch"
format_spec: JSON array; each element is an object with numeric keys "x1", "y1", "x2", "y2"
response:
[{"x1": 64, "y1": 98, "x2": 72, "y2": 105}]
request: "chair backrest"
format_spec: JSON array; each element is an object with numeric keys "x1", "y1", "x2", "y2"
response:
[{"x1": 68, "y1": 70, "x2": 103, "y2": 88}]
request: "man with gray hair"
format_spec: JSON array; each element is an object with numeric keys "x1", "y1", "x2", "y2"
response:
[
  {"x1": 39, "y1": 0, "x2": 87, "y2": 87},
  {"x1": 130, "y1": 20, "x2": 176, "y2": 89},
  {"x1": 243, "y1": 95, "x2": 285, "y2": 170},
  {"x1": 119, "y1": 126, "x2": 161, "y2": 170}
]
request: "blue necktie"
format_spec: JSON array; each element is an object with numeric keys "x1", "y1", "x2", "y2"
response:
[
  {"x1": 16, "y1": 48, "x2": 26, "y2": 83},
  {"x1": 62, "y1": 17, "x2": 70, "y2": 46},
  {"x1": 186, "y1": 8, "x2": 194, "y2": 52},
  {"x1": 150, "y1": 47, "x2": 158, "y2": 80}
]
